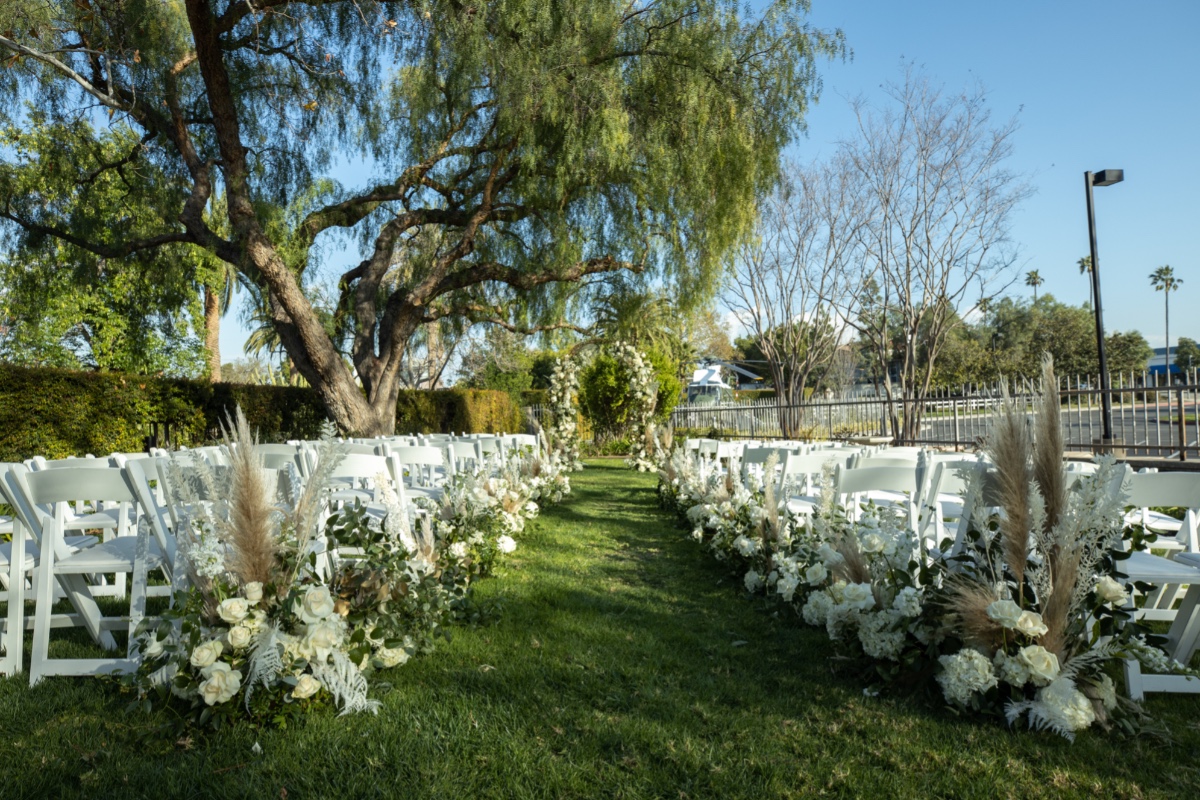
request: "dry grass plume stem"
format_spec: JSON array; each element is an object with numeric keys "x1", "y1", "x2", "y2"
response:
[
  {"x1": 222, "y1": 408, "x2": 278, "y2": 588},
  {"x1": 987, "y1": 384, "x2": 1033, "y2": 588},
  {"x1": 1032, "y1": 355, "x2": 1066, "y2": 532},
  {"x1": 944, "y1": 575, "x2": 1005, "y2": 653}
]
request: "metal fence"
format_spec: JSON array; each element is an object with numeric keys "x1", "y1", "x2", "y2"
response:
[
  {"x1": 664, "y1": 373, "x2": 1200, "y2": 460},
  {"x1": 523, "y1": 370, "x2": 1200, "y2": 459}
]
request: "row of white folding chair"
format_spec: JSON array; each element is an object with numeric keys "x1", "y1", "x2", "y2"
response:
[{"x1": 0, "y1": 461, "x2": 176, "y2": 683}]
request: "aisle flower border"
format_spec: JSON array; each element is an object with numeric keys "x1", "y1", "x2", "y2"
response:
[
  {"x1": 657, "y1": 359, "x2": 1199, "y2": 741},
  {"x1": 131, "y1": 412, "x2": 570, "y2": 729}
]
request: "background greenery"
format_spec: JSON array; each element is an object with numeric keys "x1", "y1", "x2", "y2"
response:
[{"x1": 0, "y1": 364, "x2": 523, "y2": 460}]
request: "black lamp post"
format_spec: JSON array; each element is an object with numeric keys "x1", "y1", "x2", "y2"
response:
[{"x1": 1084, "y1": 168, "x2": 1124, "y2": 448}]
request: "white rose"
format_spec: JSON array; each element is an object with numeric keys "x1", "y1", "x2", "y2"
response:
[
  {"x1": 303, "y1": 619, "x2": 344, "y2": 662},
  {"x1": 805, "y1": 563, "x2": 828, "y2": 585},
  {"x1": 986, "y1": 599, "x2": 1024, "y2": 629},
  {"x1": 199, "y1": 661, "x2": 242, "y2": 705},
  {"x1": 1017, "y1": 644, "x2": 1060, "y2": 685},
  {"x1": 292, "y1": 674, "x2": 322, "y2": 700},
  {"x1": 217, "y1": 597, "x2": 251, "y2": 624},
  {"x1": 227, "y1": 625, "x2": 254, "y2": 650},
  {"x1": 842, "y1": 582, "x2": 876, "y2": 611},
  {"x1": 1095, "y1": 575, "x2": 1129, "y2": 606},
  {"x1": 860, "y1": 533, "x2": 886, "y2": 554},
  {"x1": 377, "y1": 647, "x2": 410, "y2": 668},
  {"x1": 449, "y1": 541, "x2": 469, "y2": 560},
  {"x1": 496, "y1": 535, "x2": 517, "y2": 554},
  {"x1": 1015, "y1": 611, "x2": 1049, "y2": 638},
  {"x1": 189, "y1": 639, "x2": 224, "y2": 669},
  {"x1": 243, "y1": 582, "x2": 264, "y2": 603},
  {"x1": 294, "y1": 585, "x2": 336, "y2": 624}
]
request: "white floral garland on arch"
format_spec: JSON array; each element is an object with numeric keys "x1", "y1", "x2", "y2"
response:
[
  {"x1": 544, "y1": 354, "x2": 584, "y2": 471},
  {"x1": 613, "y1": 342, "x2": 658, "y2": 472}
]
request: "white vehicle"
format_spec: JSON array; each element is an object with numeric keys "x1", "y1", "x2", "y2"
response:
[{"x1": 685, "y1": 365, "x2": 736, "y2": 405}]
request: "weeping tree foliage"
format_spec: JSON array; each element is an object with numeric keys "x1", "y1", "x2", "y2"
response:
[
  {"x1": 0, "y1": 113, "x2": 209, "y2": 374},
  {"x1": 0, "y1": 0, "x2": 843, "y2": 434}
]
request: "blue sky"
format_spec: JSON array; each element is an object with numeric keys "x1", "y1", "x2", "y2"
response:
[{"x1": 219, "y1": 0, "x2": 1200, "y2": 362}]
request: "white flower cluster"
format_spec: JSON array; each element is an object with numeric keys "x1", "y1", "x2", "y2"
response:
[
  {"x1": 545, "y1": 355, "x2": 584, "y2": 471},
  {"x1": 937, "y1": 649, "x2": 998, "y2": 707},
  {"x1": 613, "y1": 343, "x2": 660, "y2": 472}
]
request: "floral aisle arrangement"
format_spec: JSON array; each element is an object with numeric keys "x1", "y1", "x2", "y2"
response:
[
  {"x1": 614, "y1": 342, "x2": 659, "y2": 472},
  {"x1": 544, "y1": 355, "x2": 584, "y2": 471},
  {"x1": 657, "y1": 358, "x2": 1197, "y2": 741},
  {"x1": 134, "y1": 412, "x2": 380, "y2": 727},
  {"x1": 133, "y1": 413, "x2": 568, "y2": 728}
]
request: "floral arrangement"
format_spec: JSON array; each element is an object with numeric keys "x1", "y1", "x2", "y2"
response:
[
  {"x1": 544, "y1": 355, "x2": 584, "y2": 471},
  {"x1": 134, "y1": 412, "x2": 379, "y2": 727},
  {"x1": 613, "y1": 342, "x2": 659, "y2": 472},
  {"x1": 658, "y1": 357, "x2": 1197, "y2": 741},
  {"x1": 133, "y1": 411, "x2": 567, "y2": 728}
]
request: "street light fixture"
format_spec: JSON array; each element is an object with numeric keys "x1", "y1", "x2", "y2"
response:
[{"x1": 1084, "y1": 168, "x2": 1124, "y2": 449}]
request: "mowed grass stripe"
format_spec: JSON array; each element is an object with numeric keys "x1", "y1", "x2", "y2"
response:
[{"x1": 1, "y1": 460, "x2": 1198, "y2": 798}]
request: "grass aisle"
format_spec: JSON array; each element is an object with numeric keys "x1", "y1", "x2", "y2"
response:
[{"x1": 3, "y1": 461, "x2": 1200, "y2": 798}]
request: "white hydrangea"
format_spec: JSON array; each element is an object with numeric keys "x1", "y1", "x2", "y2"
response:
[
  {"x1": 993, "y1": 650, "x2": 1032, "y2": 687},
  {"x1": 857, "y1": 610, "x2": 907, "y2": 661},
  {"x1": 937, "y1": 649, "x2": 998, "y2": 707},
  {"x1": 891, "y1": 586, "x2": 923, "y2": 618},
  {"x1": 744, "y1": 569, "x2": 764, "y2": 593},
  {"x1": 802, "y1": 590, "x2": 835, "y2": 627},
  {"x1": 1033, "y1": 676, "x2": 1096, "y2": 733}
]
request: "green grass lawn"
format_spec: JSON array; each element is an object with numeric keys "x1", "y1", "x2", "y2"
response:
[{"x1": 3, "y1": 461, "x2": 1200, "y2": 798}]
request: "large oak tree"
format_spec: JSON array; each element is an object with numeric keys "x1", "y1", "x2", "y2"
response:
[{"x1": 0, "y1": 0, "x2": 841, "y2": 433}]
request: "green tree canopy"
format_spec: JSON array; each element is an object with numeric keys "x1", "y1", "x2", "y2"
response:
[{"x1": 0, "y1": 0, "x2": 843, "y2": 434}]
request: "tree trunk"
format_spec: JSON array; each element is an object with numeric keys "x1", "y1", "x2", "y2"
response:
[{"x1": 204, "y1": 283, "x2": 221, "y2": 382}]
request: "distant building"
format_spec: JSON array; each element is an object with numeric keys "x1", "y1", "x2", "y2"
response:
[{"x1": 1148, "y1": 346, "x2": 1185, "y2": 376}]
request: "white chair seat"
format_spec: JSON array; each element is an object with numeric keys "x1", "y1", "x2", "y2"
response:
[
  {"x1": 64, "y1": 508, "x2": 123, "y2": 531},
  {"x1": 1123, "y1": 551, "x2": 1200, "y2": 585},
  {"x1": 0, "y1": 535, "x2": 98, "y2": 571},
  {"x1": 406, "y1": 486, "x2": 444, "y2": 502},
  {"x1": 1125, "y1": 509, "x2": 1183, "y2": 534},
  {"x1": 55, "y1": 536, "x2": 164, "y2": 574}
]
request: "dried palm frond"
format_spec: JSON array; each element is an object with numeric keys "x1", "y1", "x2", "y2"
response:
[
  {"x1": 222, "y1": 408, "x2": 277, "y2": 587},
  {"x1": 987, "y1": 385, "x2": 1033, "y2": 586},
  {"x1": 1032, "y1": 355, "x2": 1066, "y2": 532},
  {"x1": 944, "y1": 574, "x2": 1005, "y2": 653}
]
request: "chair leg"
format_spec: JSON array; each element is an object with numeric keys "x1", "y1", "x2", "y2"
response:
[
  {"x1": 1, "y1": 532, "x2": 27, "y2": 677},
  {"x1": 29, "y1": 538, "x2": 58, "y2": 686}
]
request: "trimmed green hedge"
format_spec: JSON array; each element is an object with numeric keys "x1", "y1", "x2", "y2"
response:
[{"x1": 0, "y1": 364, "x2": 523, "y2": 461}]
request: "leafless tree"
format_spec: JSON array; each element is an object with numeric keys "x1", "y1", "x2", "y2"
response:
[
  {"x1": 726, "y1": 159, "x2": 868, "y2": 436},
  {"x1": 838, "y1": 68, "x2": 1028, "y2": 442}
]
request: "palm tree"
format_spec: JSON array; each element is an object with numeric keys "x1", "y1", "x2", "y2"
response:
[
  {"x1": 1024, "y1": 270, "x2": 1044, "y2": 302},
  {"x1": 1150, "y1": 265, "x2": 1183, "y2": 378},
  {"x1": 1078, "y1": 255, "x2": 1093, "y2": 305}
]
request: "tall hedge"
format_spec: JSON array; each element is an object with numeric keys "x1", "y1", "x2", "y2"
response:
[{"x1": 0, "y1": 364, "x2": 523, "y2": 461}]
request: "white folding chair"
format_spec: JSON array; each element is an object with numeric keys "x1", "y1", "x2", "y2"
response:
[
  {"x1": 779, "y1": 451, "x2": 853, "y2": 515},
  {"x1": 6, "y1": 464, "x2": 165, "y2": 684},
  {"x1": 390, "y1": 445, "x2": 450, "y2": 499},
  {"x1": 835, "y1": 464, "x2": 920, "y2": 532}
]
